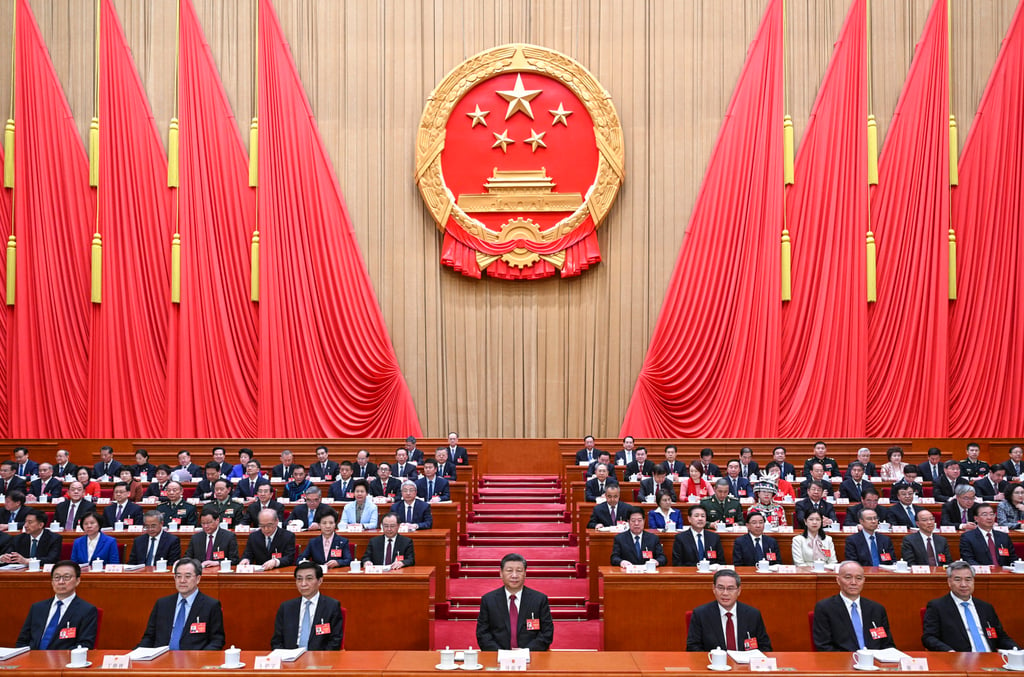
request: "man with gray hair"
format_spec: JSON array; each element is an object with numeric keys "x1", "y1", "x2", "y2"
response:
[
  {"x1": 940, "y1": 484, "x2": 979, "y2": 528},
  {"x1": 922, "y1": 560, "x2": 1017, "y2": 651},
  {"x1": 813, "y1": 561, "x2": 894, "y2": 651}
]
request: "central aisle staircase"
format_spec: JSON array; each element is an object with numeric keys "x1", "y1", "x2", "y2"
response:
[{"x1": 432, "y1": 475, "x2": 603, "y2": 650}]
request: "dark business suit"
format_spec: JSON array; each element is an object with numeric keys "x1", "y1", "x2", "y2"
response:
[
  {"x1": 886, "y1": 502, "x2": 921, "y2": 529},
  {"x1": 132, "y1": 462, "x2": 157, "y2": 479},
  {"x1": 145, "y1": 481, "x2": 170, "y2": 499},
  {"x1": 922, "y1": 594, "x2": 1017, "y2": 651},
  {"x1": 585, "y1": 461, "x2": 617, "y2": 481},
  {"x1": 436, "y1": 460, "x2": 458, "y2": 481},
  {"x1": 297, "y1": 534, "x2": 352, "y2": 567},
  {"x1": 960, "y1": 528, "x2": 1014, "y2": 566},
  {"x1": 812, "y1": 595, "x2": 894, "y2": 651},
  {"x1": 732, "y1": 533, "x2": 781, "y2": 566},
  {"x1": 672, "y1": 529, "x2": 726, "y2": 566},
  {"x1": 241, "y1": 529, "x2": 296, "y2": 567},
  {"x1": 327, "y1": 478, "x2": 356, "y2": 502},
  {"x1": 971, "y1": 476, "x2": 1007, "y2": 501},
  {"x1": 0, "y1": 506, "x2": 25, "y2": 530},
  {"x1": 584, "y1": 478, "x2": 617, "y2": 502},
  {"x1": 845, "y1": 462, "x2": 877, "y2": 479},
  {"x1": 271, "y1": 595, "x2": 344, "y2": 650},
  {"x1": 639, "y1": 477, "x2": 677, "y2": 501},
  {"x1": 917, "y1": 461, "x2": 945, "y2": 483},
  {"x1": 183, "y1": 529, "x2": 240, "y2": 565},
  {"x1": 352, "y1": 462, "x2": 378, "y2": 480},
  {"x1": 54, "y1": 463, "x2": 79, "y2": 480},
  {"x1": 586, "y1": 501, "x2": 632, "y2": 529},
  {"x1": 361, "y1": 534, "x2": 415, "y2": 566},
  {"x1": 476, "y1": 586, "x2": 554, "y2": 651},
  {"x1": 445, "y1": 446, "x2": 469, "y2": 465},
  {"x1": 271, "y1": 464, "x2": 294, "y2": 481},
  {"x1": 576, "y1": 448, "x2": 601, "y2": 464},
  {"x1": 175, "y1": 462, "x2": 202, "y2": 478},
  {"x1": 843, "y1": 530, "x2": 896, "y2": 566},
  {"x1": 14, "y1": 460, "x2": 39, "y2": 478},
  {"x1": 391, "y1": 499, "x2": 433, "y2": 530},
  {"x1": 29, "y1": 477, "x2": 64, "y2": 500},
  {"x1": 368, "y1": 476, "x2": 402, "y2": 498},
  {"x1": 242, "y1": 500, "x2": 286, "y2": 526},
  {"x1": 722, "y1": 476, "x2": 752, "y2": 499},
  {"x1": 17, "y1": 596, "x2": 99, "y2": 649},
  {"x1": 933, "y1": 475, "x2": 970, "y2": 503},
  {"x1": 940, "y1": 501, "x2": 978, "y2": 527},
  {"x1": 843, "y1": 503, "x2": 890, "y2": 526},
  {"x1": 234, "y1": 475, "x2": 270, "y2": 499},
  {"x1": 794, "y1": 499, "x2": 837, "y2": 528},
  {"x1": 899, "y1": 531, "x2": 951, "y2": 566},
  {"x1": 611, "y1": 530, "x2": 666, "y2": 566},
  {"x1": 624, "y1": 460, "x2": 656, "y2": 478},
  {"x1": 10, "y1": 530, "x2": 62, "y2": 564},
  {"x1": 309, "y1": 461, "x2": 340, "y2": 481},
  {"x1": 128, "y1": 531, "x2": 182, "y2": 565},
  {"x1": 415, "y1": 475, "x2": 450, "y2": 502},
  {"x1": 287, "y1": 503, "x2": 335, "y2": 529},
  {"x1": 53, "y1": 500, "x2": 96, "y2": 530},
  {"x1": 838, "y1": 478, "x2": 876, "y2": 503},
  {"x1": 686, "y1": 601, "x2": 772, "y2": 651},
  {"x1": 392, "y1": 463, "x2": 418, "y2": 481},
  {"x1": 138, "y1": 591, "x2": 225, "y2": 650},
  {"x1": 92, "y1": 460, "x2": 124, "y2": 479},
  {"x1": 102, "y1": 501, "x2": 144, "y2": 528}
]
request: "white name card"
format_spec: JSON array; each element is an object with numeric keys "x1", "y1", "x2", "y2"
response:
[
  {"x1": 362, "y1": 564, "x2": 386, "y2": 574},
  {"x1": 843, "y1": 526, "x2": 859, "y2": 533},
  {"x1": 971, "y1": 565, "x2": 992, "y2": 575},
  {"x1": 346, "y1": 525, "x2": 364, "y2": 532},
  {"x1": 900, "y1": 657, "x2": 929, "y2": 671},
  {"x1": 254, "y1": 656, "x2": 281, "y2": 670},
  {"x1": 776, "y1": 565, "x2": 798, "y2": 574},
  {"x1": 939, "y1": 526, "x2": 956, "y2": 534},
  {"x1": 101, "y1": 655, "x2": 130, "y2": 670},
  {"x1": 236, "y1": 564, "x2": 256, "y2": 574},
  {"x1": 104, "y1": 564, "x2": 124, "y2": 573},
  {"x1": 911, "y1": 566, "x2": 931, "y2": 574},
  {"x1": 751, "y1": 657, "x2": 778, "y2": 671},
  {"x1": 127, "y1": 525, "x2": 144, "y2": 532},
  {"x1": 891, "y1": 526, "x2": 909, "y2": 534}
]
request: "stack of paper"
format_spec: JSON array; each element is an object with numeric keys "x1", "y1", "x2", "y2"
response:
[
  {"x1": 127, "y1": 646, "x2": 169, "y2": 661},
  {"x1": 0, "y1": 646, "x2": 30, "y2": 661},
  {"x1": 267, "y1": 648, "x2": 306, "y2": 662},
  {"x1": 727, "y1": 650, "x2": 766, "y2": 664}
]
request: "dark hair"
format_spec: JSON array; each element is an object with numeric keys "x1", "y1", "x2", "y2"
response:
[
  {"x1": 295, "y1": 561, "x2": 324, "y2": 579},
  {"x1": 800, "y1": 509, "x2": 824, "y2": 537},
  {"x1": 989, "y1": 463, "x2": 1005, "y2": 475},
  {"x1": 25, "y1": 507, "x2": 48, "y2": 525},
  {"x1": 944, "y1": 460, "x2": 960, "y2": 469},
  {"x1": 927, "y1": 447, "x2": 942, "y2": 457},
  {"x1": 739, "y1": 447, "x2": 753, "y2": 456},
  {"x1": 340, "y1": 461, "x2": 353, "y2": 470},
  {"x1": 315, "y1": 445, "x2": 328, "y2": 454},
  {"x1": 52, "y1": 560, "x2": 81, "y2": 579},
  {"x1": 112, "y1": 481, "x2": 129, "y2": 492},
  {"x1": 500, "y1": 553, "x2": 528, "y2": 570},
  {"x1": 713, "y1": 569, "x2": 741, "y2": 586},
  {"x1": 291, "y1": 464, "x2": 306, "y2": 474},
  {"x1": 178, "y1": 449, "x2": 191, "y2": 458},
  {"x1": 136, "y1": 449, "x2": 150, "y2": 459},
  {"x1": 317, "y1": 507, "x2": 339, "y2": 523},
  {"x1": 156, "y1": 464, "x2": 173, "y2": 474},
  {"x1": 6, "y1": 489, "x2": 25, "y2": 504},
  {"x1": 700, "y1": 447, "x2": 714, "y2": 459},
  {"x1": 627, "y1": 506, "x2": 645, "y2": 518},
  {"x1": 214, "y1": 478, "x2": 232, "y2": 490},
  {"x1": 886, "y1": 446, "x2": 904, "y2": 461},
  {"x1": 655, "y1": 490, "x2": 673, "y2": 504},
  {"x1": 204, "y1": 461, "x2": 221, "y2": 472},
  {"x1": 848, "y1": 461, "x2": 864, "y2": 471},
  {"x1": 423, "y1": 459, "x2": 438, "y2": 469},
  {"x1": 173, "y1": 558, "x2": 202, "y2": 577},
  {"x1": 349, "y1": 479, "x2": 369, "y2": 492},
  {"x1": 100, "y1": 446, "x2": 113, "y2": 454},
  {"x1": 689, "y1": 460, "x2": 704, "y2": 474},
  {"x1": 76, "y1": 467, "x2": 93, "y2": 480},
  {"x1": 247, "y1": 458, "x2": 262, "y2": 469},
  {"x1": 200, "y1": 506, "x2": 222, "y2": 520},
  {"x1": 79, "y1": 512, "x2": 101, "y2": 528},
  {"x1": 239, "y1": 448, "x2": 254, "y2": 460},
  {"x1": 862, "y1": 489, "x2": 880, "y2": 499},
  {"x1": 687, "y1": 504, "x2": 706, "y2": 518}
]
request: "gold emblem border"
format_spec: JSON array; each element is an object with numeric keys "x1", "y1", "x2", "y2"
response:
[{"x1": 415, "y1": 44, "x2": 625, "y2": 250}]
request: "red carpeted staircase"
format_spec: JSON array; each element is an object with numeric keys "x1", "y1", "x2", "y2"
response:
[{"x1": 432, "y1": 475, "x2": 603, "y2": 650}]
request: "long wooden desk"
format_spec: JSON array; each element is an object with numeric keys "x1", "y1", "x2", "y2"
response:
[
  {"x1": 0, "y1": 567, "x2": 435, "y2": 651},
  {"x1": 0, "y1": 650, "x2": 1012, "y2": 677},
  {"x1": 600, "y1": 566, "x2": 1024, "y2": 652},
  {"x1": 585, "y1": 528, "x2": 1024, "y2": 598}
]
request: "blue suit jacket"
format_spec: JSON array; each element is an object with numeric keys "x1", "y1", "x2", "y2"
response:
[
  {"x1": 92, "y1": 460, "x2": 124, "y2": 479},
  {"x1": 102, "y1": 502, "x2": 144, "y2": 528},
  {"x1": 843, "y1": 530, "x2": 896, "y2": 566},
  {"x1": 234, "y1": 475, "x2": 270, "y2": 499},
  {"x1": 137, "y1": 592, "x2": 225, "y2": 650},
  {"x1": 672, "y1": 529, "x2": 726, "y2": 566},
  {"x1": 340, "y1": 500, "x2": 378, "y2": 528},
  {"x1": 732, "y1": 533, "x2": 782, "y2": 566},
  {"x1": 390, "y1": 499, "x2": 433, "y2": 530},
  {"x1": 415, "y1": 476, "x2": 450, "y2": 501},
  {"x1": 298, "y1": 533, "x2": 352, "y2": 567},
  {"x1": 959, "y1": 528, "x2": 1014, "y2": 566},
  {"x1": 648, "y1": 509, "x2": 683, "y2": 531},
  {"x1": 71, "y1": 533, "x2": 120, "y2": 565},
  {"x1": 17, "y1": 596, "x2": 99, "y2": 649},
  {"x1": 15, "y1": 459, "x2": 40, "y2": 478},
  {"x1": 128, "y1": 531, "x2": 182, "y2": 565}
]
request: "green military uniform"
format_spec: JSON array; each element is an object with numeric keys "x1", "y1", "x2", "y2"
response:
[{"x1": 700, "y1": 496, "x2": 745, "y2": 526}]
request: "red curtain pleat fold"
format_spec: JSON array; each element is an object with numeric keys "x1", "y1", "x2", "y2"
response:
[
  {"x1": 10, "y1": 0, "x2": 92, "y2": 437},
  {"x1": 0, "y1": 146, "x2": 9, "y2": 437},
  {"x1": 87, "y1": 0, "x2": 172, "y2": 437},
  {"x1": 256, "y1": 0, "x2": 420, "y2": 437},
  {"x1": 779, "y1": 0, "x2": 868, "y2": 437},
  {"x1": 620, "y1": 0, "x2": 783, "y2": 438},
  {"x1": 168, "y1": 0, "x2": 258, "y2": 437},
  {"x1": 866, "y1": 0, "x2": 949, "y2": 437},
  {"x1": 948, "y1": 0, "x2": 1024, "y2": 437}
]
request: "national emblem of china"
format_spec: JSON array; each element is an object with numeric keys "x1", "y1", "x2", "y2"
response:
[{"x1": 415, "y1": 45, "x2": 625, "y2": 280}]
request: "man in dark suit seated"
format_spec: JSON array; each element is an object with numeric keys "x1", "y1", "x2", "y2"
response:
[
  {"x1": 813, "y1": 561, "x2": 895, "y2": 650},
  {"x1": 0, "y1": 461, "x2": 28, "y2": 498},
  {"x1": 972, "y1": 464, "x2": 1009, "y2": 502},
  {"x1": 53, "y1": 450, "x2": 78, "y2": 482},
  {"x1": 362, "y1": 513, "x2": 415, "y2": 569},
  {"x1": 686, "y1": 569, "x2": 772, "y2": 651},
  {"x1": 917, "y1": 447, "x2": 945, "y2": 483},
  {"x1": 575, "y1": 436, "x2": 601, "y2": 464},
  {"x1": 327, "y1": 463, "x2": 357, "y2": 502},
  {"x1": 843, "y1": 509, "x2": 896, "y2": 567},
  {"x1": 843, "y1": 490, "x2": 890, "y2": 526},
  {"x1": 960, "y1": 504, "x2": 1015, "y2": 567},
  {"x1": 1007, "y1": 445, "x2": 1024, "y2": 482},
  {"x1": 624, "y1": 447, "x2": 656, "y2": 480},
  {"x1": 434, "y1": 448, "x2": 458, "y2": 481},
  {"x1": 183, "y1": 507, "x2": 240, "y2": 568},
  {"x1": 476, "y1": 553, "x2": 554, "y2": 651},
  {"x1": 663, "y1": 445, "x2": 687, "y2": 480},
  {"x1": 0, "y1": 509, "x2": 61, "y2": 565},
  {"x1": 611, "y1": 508, "x2": 666, "y2": 567},
  {"x1": 242, "y1": 484, "x2": 286, "y2": 526},
  {"x1": 53, "y1": 481, "x2": 97, "y2": 532},
  {"x1": 289, "y1": 486, "x2": 335, "y2": 531},
  {"x1": 886, "y1": 485, "x2": 921, "y2": 529},
  {"x1": 193, "y1": 463, "x2": 223, "y2": 502},
  {"x1": 584, "y1": 464, "x2": 616, "y2": 502},
  {"x1": 102, "y1": 482, "x2": 144, "y2": 528},
  {"x1": 271, "y1": 561, "x2": 345, "y2": 650},
  {"x1": 239, "y1": 508, "x2": 297, "y2": 570},
  {"x1": 722, "y1": 460, "x2": 752, "y2": 499},
  {"x1": 309, "y1": 446, "x2": 340, "y2": 482},
  {"x1": 899, "y1": 509, "x2": 951, "y2": 566},
  {"x1": 614, "y1": 436, "x2": 638, "y2": 467},
  {"x1": 673, "y1": 505, "x2": 726, "y2": 566},
  {"x1": 390, "y1": 481, "x2": 433, "y2": 530},
  {"x1": 941, "y1": 485, "x2": 980, "y2": 528},
  {"x1": 209, "y1": 447, "x2": 233, "y2": 478},
  {"x1": 733, "y1": 512, "x2": 781, "y2": 566},
  {"x1": 845, "y1": 448, "x2": 877, "y2": 479},
  {"x1": 800, "y1": 462, "x2": 836, "y2": 499},
  {"x1": 16, "y1": 560, "x2": 99, "y2": 649},
  {"x1": 11, "y1": 447, "x2": 38, "y2": 479},
  {"x1": 794, "y1": 480, "x2": 837, "y2": 529},
  {"x1": 352, "y1": 449, "x2": 378, "y2": 481},
  {"x1": 271, "y1": 450, "x2": 296, "y2": 482},
  {"x1": 137, "y1": 558, "x2": 225, "y2": 650},
  {"x1": 415, "y1": 459, "x2": 450, "y2": 502},
  {"x1": 27, "y1": 464, "x2": 64, "y2": 502},
  {"x1": 235, "y1": 460, "x2": 270, "y2": 500},
  {"x1": 403, "y1": 436, "x2": 425, "y2": 465},
  {"x1": 443, "y1": 432, "x2": 470, "y2": 466},
  {"x1": 143, "y1": 465, "x2": 173, "y2": 499},
  {"x1": 93, "y1": 446, "x2": 123, "y2": 481},
  {"x1": 933, "y1": 460, "x2": 970, "y2": 503},
  {"x1": 368, "y1": 463, "x2": 402, "y2": 499},
  {"x1": 838, "y1": 462, "x2": 875, "y2": 503},
  {"x1": 128, "y1": 510, "x2": 182, "y2": 566},
  {"x1": 922, "y1": 561, "x2": 1017, "y2": 651},
  {"x1": 639, "y1": 466, "x2": 676, "y2": 502},
  {"x1": 769, "y1": 446, "x2": 796, "y2": 481},
  {"x1": 0, "y1": 489, "x2": 27, "y2": 531},
  {"x1": 696, "y1": 448, "x2": 721, "y2": 479},
  {"x1": 392, "y1": 450, "x2": 418, "y2": 482},
  {"x1": 586, "y1": 453, "x2": 618, "y2": 482},
  {"x1": 586, "y1": 484, "x2": 631, "y2": 528}
]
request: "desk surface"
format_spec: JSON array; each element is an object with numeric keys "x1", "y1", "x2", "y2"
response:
[{"x1": 0, "y1": 650, "x2": 1012, "y2": 677}]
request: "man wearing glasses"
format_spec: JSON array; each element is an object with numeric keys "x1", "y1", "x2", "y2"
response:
[
  {"x1": 16, "y1": 560, "x2": 98, "y2": 649},
  {"x1": 137, "y1": 558, "x2": 225, "y2": 650},
  {"x1": 686, "y1": 569, "x2": 772, "y2": 651}
]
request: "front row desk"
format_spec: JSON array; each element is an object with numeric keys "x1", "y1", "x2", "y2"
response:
[{"x1": 0, "y1": 650, "x2": 1016, "y2": 677}]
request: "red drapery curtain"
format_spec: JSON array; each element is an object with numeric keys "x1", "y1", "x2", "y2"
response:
[
  {"x1": 87, "y1": 0, "x2": 173, "y2": 437},
  {"x1": 779, "y1": 0, "x2": 868, "y2": 437},
  {"x1": 866, "y1": 0, "x2": 949, "y2": 437},
  {"x1": 256, "y1": 0, "x2": 421, "y2": 437},
  {"x1": 10, "y1": 0, "x2": 92, "y2": 437},
  {"x1": 167, "y1": 0, "x2": 259, "y2": 437},
  {"x1": 0, "y1": 146, "x2": 9, "y2": 437},
  {"x1": 620, "y1": 0, "x2": 783, "y2": 438},
  {"x1": 948, "y1": 0, "x2": 1024, "y2": 437}
]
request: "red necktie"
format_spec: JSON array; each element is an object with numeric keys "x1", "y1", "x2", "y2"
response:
[
  {"x1": 725, "y1": 611, "x2": 737, "y2": 650},
  {"x1": 508, "y1": 595, "x2": 519, "y2": 649},
  {"x1": 206, "y1": 536, "x2": 214, "y2": 561},
  {"x1": 385, "y1": 539, "x2": 393, "y2": 565},
  {"x1": 987, "y1": 532, "x2": 998, "y2": 564},
  {"x1": 925, "y1": 538, "x2": 936, "y2": 566}
]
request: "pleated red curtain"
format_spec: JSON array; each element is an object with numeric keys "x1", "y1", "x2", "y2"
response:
[
  {"x1": 0, "y1": 146, "x2": 10, "y2": 437},
  {"x1": 620, "y1": 0, "x2": 783, "y2": 438},
  {"x1": 866, "y1": 0, "x2": 949, "y2": 437},
  {"x1": 779, "y1": 0, "x2": 868, "y2": 437},
  {"x1": 167, "y1": 0, "x2": 259, "y2": 437},
  {"x1": 10, "y1": 0, "x2": 92, "y2": 437},
  {"x1": 256, "y1": 0, "x2": 421, "y2": 437},
  {"x1": 948, "y1": 0, "x2": 1024, "y2": 437}
]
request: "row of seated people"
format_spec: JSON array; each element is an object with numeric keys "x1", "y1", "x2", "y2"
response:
[
  {"x1": 592, "y1": 481, "x2": 1021, "y2": 568},
  {"x1": 0, "y1": 480, "x2": 431, "y2": 567},
  {"x1": 574, "y1": 437, "x2": 1024, "y2": 484}
]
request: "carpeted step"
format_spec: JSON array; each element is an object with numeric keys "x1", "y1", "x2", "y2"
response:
[
  {"x1": 466, "y1": 523, "x2": 571, "y2": 534},
  {"x1": 431, "y1": 619, "x2": 603, "y2": 651},
  {"x1": 461, "y1": 534, "x2": 576, "y2": 547},
  {"x1": 443, "y1": 605, "x2": 590, "y2": 620},
  {"x1": 470, "y1": 512, "x2": 568, "y2": 523},
  {"x1": 459, "y1": 545, "x2": 579, "y2": 566},
  {"x1": 448, "y1": 577, "x2": 588, "y2": 601}
]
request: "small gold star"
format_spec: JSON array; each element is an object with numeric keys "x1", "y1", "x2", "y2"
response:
[
  {"x1": 467, "y1": 105, "x2": 490, "y2": 128},
  {"x1": 496, "y1": 74, "x2": 542, "y2": 120},
  {"x1": 491, "y1": 129, "x2": 514, "y2": 153},
  {"x1": 524, "y1": 129, "x2": 547, "y2": 152},
  {"x1": 549, "y1": 103, "x2": 573, "y2": 126}
]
